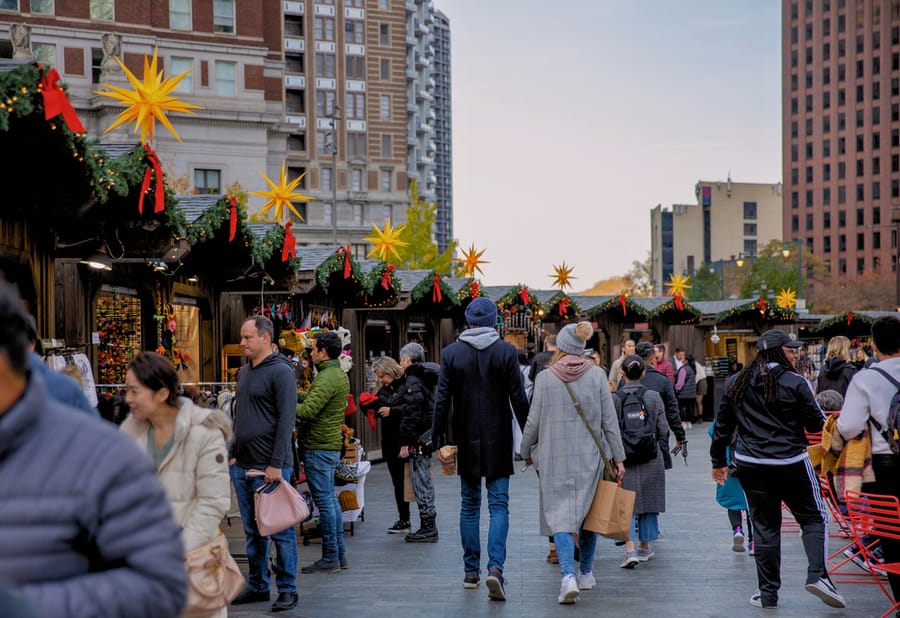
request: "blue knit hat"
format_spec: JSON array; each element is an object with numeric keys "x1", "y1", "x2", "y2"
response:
[{"x1": 465, "y1": 297, "x2": 498, "y2": 327}]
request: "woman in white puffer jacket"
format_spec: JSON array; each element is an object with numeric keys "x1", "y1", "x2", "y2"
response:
[{"x1": 121, "y1": 352, "x2": 233, "y2": 618}]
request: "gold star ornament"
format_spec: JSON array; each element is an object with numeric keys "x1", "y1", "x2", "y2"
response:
[
  {"x1": 665, "y1": 273, "x2": 692, "y2": 298},
  {"x1": 454, "y1": 244, "x2": 489, "y2": 277},
  {"x1": 250, "y1": 163, "x2": 311, "y2": 224},
  {"x1": 96, "y1": 47, "x2": 202, "y2": 143},
  {"x1": 776, "y1": 287, "x2": 797, "y2": 309},
  {"x1": 364, "y1": 219, "x2": 409, "y2": 262},
  {"x1": 550, "y1": 262, "x2": 575, "y2": 290}
]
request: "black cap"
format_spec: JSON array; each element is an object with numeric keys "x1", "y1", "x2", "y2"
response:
[{"x1": 756, "y1": 329, "x2": 802, "y2": 351}]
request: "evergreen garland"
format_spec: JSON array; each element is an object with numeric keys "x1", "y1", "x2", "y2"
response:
[
  {"x1": 586, "y1": 296, "x2": 649, "y2": 320},
  {"x1": 409, "y1": 271, "x2": 458, "y2": 305}
]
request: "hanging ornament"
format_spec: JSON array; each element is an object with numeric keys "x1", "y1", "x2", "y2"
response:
[
  {"x1": 228, "y1": 195, "x2": 238, "y2": 242},
  {"x1": 757, "y1": 297, "x2": 767, "y2": 317},
  {"x1": 138, "y1": 144, "x2": 165, "y2": 214},
  {"x1": 432, "y1": 273, "x2": 443, "y2": 303},
  {"x1": 665, "y1": 273, "x2": 692, "y2": 298},
  {"x1": 775, "y1": 288, "x2": 797, "y2": 309},
  {"x1": 39, "y1": 67, "x2": 86, "y2": 133},
  {"x1": 454, "y1": 244, "x2": 489, "y2": 277},
  {"x1": 618, "y1": 294, "x2": 627, "y2": 316},
  {"x1": 250, "y1": 162, "x2": 311, "y2": 224},
  {"x1": 336, "y1": 244, "x2": 352, "y2": 278},
  {"x1": 846, "y1": 311, "x2": 855, "y2": 326},
  {"x1": 550, "y1": 262, "x2": 575, "y2": 290},
  {"x1": 96, "y1": 47, "x2": 201, "y2": 143},
  {"x1": 363, "y1": 219, "x2": 409, "y2": 262},
  {"x1": 518, "y1": 287, "x2": 531, "y2": 305},
  {"x1": 281, "y1": 221, "x2": 296, "y2": 262}
]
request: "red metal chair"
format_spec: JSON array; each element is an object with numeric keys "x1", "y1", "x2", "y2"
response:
[
  {"x1": 819, "y1": 476, "x2": 881, "y2": 583},
  {"x1": 845, "y1": 490, "x2": 900, "y2": 618}
]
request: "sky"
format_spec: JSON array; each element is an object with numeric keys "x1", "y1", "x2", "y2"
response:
[{"x1": 437, "y1": 0, "x2": 782, "y2": 289}]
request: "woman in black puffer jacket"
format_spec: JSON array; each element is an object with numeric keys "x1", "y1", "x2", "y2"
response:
[{"x1": 815, "y1": 336, "x2": 857, "y2": 397}]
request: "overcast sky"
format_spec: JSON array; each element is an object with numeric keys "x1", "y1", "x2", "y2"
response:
[{"x1": 438, "y1": 0, "x2": 782, "y2": 290}]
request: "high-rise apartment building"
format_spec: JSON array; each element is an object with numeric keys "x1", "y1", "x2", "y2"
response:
[
  {"x1": 432, "y1": 9, "x2": 452, "y2": 253},
  {"x1": 782, "y1": 0, "x2": 899, "y2": 278},
  {"x1": 405, "y1": 0, "x2": 436, "y2": 206}
]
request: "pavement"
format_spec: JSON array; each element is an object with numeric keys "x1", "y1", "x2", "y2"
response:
[{"x1": 226, "y1": 423, "x2": 890, "y2": 617}]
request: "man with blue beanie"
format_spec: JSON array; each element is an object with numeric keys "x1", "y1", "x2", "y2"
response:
[{"x1": 432, "y1": 297, "x2": 530, "y2": 602}]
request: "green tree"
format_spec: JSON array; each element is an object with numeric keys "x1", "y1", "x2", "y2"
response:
[
  {"x1": 737, "y1": 239, "x2": 829, "y2": 305},
  {"x1": 691, "y1": 263, "x2": 722, "y2": 301},
  {"x1": 396, "y1": 179, "x2": 457, "y2": 273}
]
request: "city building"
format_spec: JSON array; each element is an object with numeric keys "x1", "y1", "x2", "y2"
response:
[
  {"x1": 650, "y1": 178, "x2": 783, "y2": 294},
  {"x1": 432, "y1": 8, "x2": 452, "y2": 253},
  {"x1": 782, "y1": 0, "x2": 898, "y2": 278}
]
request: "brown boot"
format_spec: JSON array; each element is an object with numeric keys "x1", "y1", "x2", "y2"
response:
[{"x1": 546, "y1": 543, "x2": 559, "y2": 564}]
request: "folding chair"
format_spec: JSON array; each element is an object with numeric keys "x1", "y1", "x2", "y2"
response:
[
  {"x1": 845, "y1": 490, "x2": 900, "y2": 618},
  {"x1": 820, "y1": 476, "x2": 881, "y2": 583}
]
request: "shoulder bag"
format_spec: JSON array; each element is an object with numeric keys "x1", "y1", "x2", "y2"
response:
[
  {"x1": 185, "y1": 529, "x2": 245, "y2": 612},
  {"x1": 248, "y1": 470, "x2": 311, "y2": 537},
  {"x1": 563, "y1": 382, "x2": 635, "y2": 540}
]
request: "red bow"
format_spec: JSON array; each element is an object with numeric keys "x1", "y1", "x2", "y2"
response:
[
  {"x1": 757, "y1": 298, "x2": 766, "y2": 315},
  {"x1": 558, "y1": 297, "x2": 570, "y2": 316},
  {"x1": 228, "y1": 196, "x2": 238, "y2": 242},
  {"x1": 381, "y1": 264, "x2": 395, "y2": 290},
  {"x1": 673, "y1": 295, "x2": 684, "y2": 311},
  {"x1": 432, "y1": 273, "x2": 443, "y2": 302},
  {"x1": 39, "y1": 68, "x2": 86, "y2": 133},
  {"x1": 518, "y1": 288, "x2": 531, "y2": 305},
  {"x1": 618, "y1": 294, "x2": 627, "y2": 316},
  {"x1": 846, "y1": 312, "x2": 854, "y2": 326},
  {"x1": 281, "y1": 221, "x2": 295, "y2": 262},
  {"x1": 139, "y1": 144, "x2": 165, "y2": 214},
  {"x1": 470, "y1": 281, "x2": 480, "y2": 298},
  {"x1": 337, "y1": 245, "x2": 352, "y2": 278}
]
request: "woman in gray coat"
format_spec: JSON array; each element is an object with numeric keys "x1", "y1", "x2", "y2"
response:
[
  {"x1": 521, "y1": 322, "x2": 626, "y2": 605},
  {"x1": 616, "y1": 355, "x2": 668, "y2": 569}
]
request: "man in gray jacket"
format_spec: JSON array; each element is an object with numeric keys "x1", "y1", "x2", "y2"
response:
[{"x1": 0, "y1": 280, "x2": 187, "y2": 617}]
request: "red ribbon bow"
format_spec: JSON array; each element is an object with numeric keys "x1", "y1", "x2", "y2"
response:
[
  {"x1": 558, "y1": 297, "x2": 570, "y2": 316},
  {"x1": 618, "y1": 294, "x2": 627, "y2": 316},
  {"x1": 281, "y1": 221, "x2": 296, "y2": 262},
  {"x1": 757, "y1": 298, "x2": 766, "y2": 315},
  {"x1": 228, "y1": 196, "x2": 238, "y2": 242},
  {"x1": 673, "y1": 295, "x2": 684, "y2": 311},
  {"x1": 846, "y1": 312, "x2": 854, "y2": 326},
  {"x1": 39, "y1": 68, "x2": 86, "y2": 133},
  {"x1": 518, "y1": 288, "x2": 531, "y2": 305},
  {"x1": 470, "y1": 281, "x2": 480, "y2": 298},
  {"x1": 381, "y1": 264, "x2": 395, "y2": 290},
  {"x1": 139, "y1": 144, "x2": 165, "y2": 214},
  {"x1": 432, "y1": 273, "x2": 443, "y2": 303},
  {"x1": 337, "y1": 245, "x2": 352, "y2": 278}
]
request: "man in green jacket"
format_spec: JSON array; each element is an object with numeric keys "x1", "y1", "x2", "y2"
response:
[{"x1": 297, "y1": 330, "x2": 350, "y2": 573}]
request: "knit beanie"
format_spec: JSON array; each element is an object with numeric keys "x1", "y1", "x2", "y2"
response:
[
  {"x1": 464, "y1": 297, "x2": 498, "y2": 327},
  {"x1": 556, "y1": 322, "x2": 593, "y2": 355}
]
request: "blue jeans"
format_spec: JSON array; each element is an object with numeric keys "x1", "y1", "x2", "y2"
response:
[
  {"x1": 629, "y1": 512, "x2": 660, "y2": 543},
  {"x1": 305, "y1": 449, "x2": 345, "y2": 563},
  {"x1": 554, "y1": 530, "x2": 598, "y2": 577},
  {"x1": 230, "y1": 465, "x2": 297, "y2": 593},
  {"x1": 460, "y1": 476, "x2": 509, "y2": 575}
]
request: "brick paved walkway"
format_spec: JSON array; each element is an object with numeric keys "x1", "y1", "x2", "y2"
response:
[{"x1": 227, "y1": 424, "x2": 888, "y2": 617}]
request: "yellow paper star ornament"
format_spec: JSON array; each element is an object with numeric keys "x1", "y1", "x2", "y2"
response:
[
  {"x1": 665, "y1": 273, "x2": 692, "y2": 298},
  {"x1": 96, "y1": 47, "x2": 202, "y2": 143},
  {"x1": 363, "y1": 219, "x2": 409, "y2": 262},
  {"x1": 454, "y1": 244, "x2": 489, "y2": 277},
  {"x1": 250, "y1": 163, "x2": 312, "y2": 224},
  {"x1": 776, "y1": 288, "x2": 797, "y2": 309},
  {"x1": 550, "y1": 262, "x2": 575, "y2": 290}
]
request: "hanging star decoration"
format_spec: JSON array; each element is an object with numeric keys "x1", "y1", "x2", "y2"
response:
[
  {"x1": 550, "y1": 262, "x2": 575, "y2": 290},
  {"x1": 775, "y1": 287, "x2": 797, "y2": 309},
  {"x1": 96, "y1": 47, "x2": 201, "y2": 143},
  {"x1": 665, "y1": 273, "x2": 692, "y2": 298},
  {"x1": 454, "y1": 244, "x2": 489, "y2": 277},
  {"x1": 249, "y1": 163, "x2": 311, "y2": 224},
  {"x1": 364, "y1": 219, "x2": 409, "y2": 262}
]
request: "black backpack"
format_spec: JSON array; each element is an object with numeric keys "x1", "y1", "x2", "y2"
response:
[
  {"x1": 869, "y1": 367, "x2": 900, "y2": 455},
  {"x1": 613, "y1": 386, "x2": 658, "y2": 465}
]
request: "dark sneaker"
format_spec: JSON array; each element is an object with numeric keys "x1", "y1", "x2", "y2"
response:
[
  {"x1": 271, "y1": 591, "x2": 298, "y2": 612},
  {"x1": 340, "y1": 556, "x2": 349, "y2": 570},
  {"x1": 231, "y1": 588, "x2": 270, "y2": 605},
  {"x1": 388, "y1": 519, "x2": 411, "y2": 534},
  {"x1": 805, "y1": 577, "x2": 846, "y2": 608},
  {"x1": 733, "y1": 527, "x2": 745, "y2": 552},
  {"x1": 750, "y1": 590, "x2": 776, "y2": 608},
  {"x1": 463, "y1": 573, "x2": 480, "y2": 589},
  {"x1": 485, "y1": 568, "x2": 506, "y2": 601},
  {"x1": 301, "y1": 559, "x2": 341, "y2": 574}
]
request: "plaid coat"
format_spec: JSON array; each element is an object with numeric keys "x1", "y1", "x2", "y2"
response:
[{"x1": 521, "y1": 366, "x2": 626, "y2": 536}]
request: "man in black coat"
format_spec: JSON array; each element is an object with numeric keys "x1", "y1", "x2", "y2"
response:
[
  {"x1": 433, "y1": 297, "x2": 530, "y2": 602},
  {"x1": 635, "y1": 342, "x2": 685, "y2": 467}
]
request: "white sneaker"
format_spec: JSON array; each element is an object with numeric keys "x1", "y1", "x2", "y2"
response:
[
  {"x1": 576, "y1": 572, "x2": 595, "y2": 590},
  {"x1": 805, "y1": 577, "x2": 845, "y2": 608},
  {"x1": 732, "y1": 528, "x2": 745, "y2": 552},
  {"x1": 557, "y1": 574, "x2": 579, "y2": 604}
]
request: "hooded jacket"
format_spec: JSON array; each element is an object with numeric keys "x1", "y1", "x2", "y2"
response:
[
  {"x1": 296, "y1": 357, "x2": 349, "y2": 451},
  {"x1": 121, "y1": 399, "x2": 233, "y2": 553},
  {"x1": 432, "y1": 327, "x2": 530, "y2": 482},
  {"x1": 815, "y1": 357, "x2": 858, "y2": 397},
  {"x1": 710, "y1": 363, "x2": 825, "y2": 468},
  {"x1": 396, "y1": 362, "x2": 438, "y2": 445},
  {"x1": 0, "y1": 370, "x2": 187, "y2": 618}
]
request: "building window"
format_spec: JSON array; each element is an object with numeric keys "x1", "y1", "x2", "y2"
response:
[
  {"x1": 824, "y1": 236, "x2": 832, "y2": 252},
  {"x1": 346, "y1": 93, "x2": 365, "y2": 119},
  {"x1": 379, "y1": 95, "x2": 390, "y2": 120},
  {"x1": 346, "y1": 56, "x2": 365, "y2": 79},
  {"x1": 805, "y1": 214, "x2": 813, "y2": 231},
  {"x1": 380, "y1": 58, "x2": 390, "y2": 80},
  {"x1": 743, "y1": 202, "x2": 757, "y2": 220},
  {"x1": 791, "y1": 215, "x2": 799, "y2": 233},
  {"x1": 316, "y1": 91, "x2": 336, "y2": 116},
  {"x1": 379, "y1": 0, "x2": 389, "y2": 8},
  {"x1": 315, "y1": 16, "x2": 335, "y2": 41},
  {"x1": 350, "y1": 168, "x2": 363, "y2": 191},
  {"x1": 90, "y1": 0, "x2": 113, "y2": 20},
  {"x1": 170, "y1": 0, "x2": 191, "y2": 30},
  {"x1": 31, "y1": 0, "x2": 53, "y2": 13},
  {"x1": 316, "y1": 53, "x2": 336, "y2": 77},
  {"x1": 824, "y1": 163, "x2": 831, "y2": 181},
  {"x1": 346, "y1": 19, "x2": 364, "y2": 44},
  {"x1": 743, "y1": 239, "x2": 757, "y2": 257},
  {"x1": 31, "y1": 43, "x2": 55, "y2": 67},
  {"x1": 213, "y1": 0, "x2": 235, "y2": 34},
  {"x1": 347, "y1": 132, "x2": 366, "y2": 158},
  {"x1": 856, "y1": 134, "x2": 864, "y2": 152},
  {"x1": 287, "y1": 134, "x2": 306, "y2": 152},
  {"x1": 806, "y1": 166, "x2": 814, "y2": 182},
  {"x1": 316, "y1": 130, "x2": 329, "y2": 155},
  {"x1": 214, "y1": 61, "x2": 236, "y2": 96},
  {"x1": 874, "y1": 207, "x2": 881, "y2": 224},
  {"x1": 874, "y1": 231, "x2": 881, "y2": 249},
  {"x1": 322, "y1": 167, "x2": 333, "y2": 191},
  {"x1": 856, "y1": 184, "x2": 864, "y2": 201},
  {"x1": 838, "y1": 161, "x2": 846, "y2": 178},
  {"x1": 194, "y1": 169, "x2": 221, "y2": 194},
  {"x1": 379, "y1": 23, "x2": 389, "y2": 45},
  {"x1": 286, "y1": 91, "x2": 305, "y2": 114},
  {"x1": 286, "y1": 54, "x2": 304, "y2": 74},
  {"x1": 856, "y1": 159, "x2": 864, "y2": 177},
  {"x1": 380, "y1": 169, "x2": 392, "y2": 192},
  {"x1": 873, "y1": 182, "x2": 881, "y2": 199},
  {"x1": 839, "y1": 234, "x2": 846, "y2": 252},
  {"x1": 823, "y1": 187, "x2": 831, "y2": 205},
  {"x1": 381, "y1": 134, "x2": 391, "y2": 157},
  {"x1": 744, "y1": 223, "x2": 757, "y2": 236},
  {"x1": 170, "y1": 57, "x2": 193, "y2": 93},
  {"x1": 838, "y1": 185, "x2": 846, "y2": 203}
]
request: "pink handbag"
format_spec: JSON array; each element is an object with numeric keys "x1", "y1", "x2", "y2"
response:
[{"x1": 248, "y1": 470, "x2": 310, "y2": 537}]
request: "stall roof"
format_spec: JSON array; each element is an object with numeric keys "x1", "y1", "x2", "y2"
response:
[
  {"x1": 98, "y1": 142, "x2": 141, "y2": 160},
  {"x1": 393, "y1": 269, "x2": 432, "y2": 291},
  {"x1": 571, "y1": 295, "x2": 611, "y2": 312},
  {"x1": 690, "y1": 299, "x2": 752, "y2": 316},
  {"x1": 175, "y1": 194, "x2": 221, "y2": 222}
]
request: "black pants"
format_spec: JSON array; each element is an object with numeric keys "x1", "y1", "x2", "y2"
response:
[
  {"x1": 678, "y1": 398, "x2": 696, "y2": 423},
  {"x1": 384, "y1": 446, "x2": 410, "y2": 521},
  {"x1": 737, "y1": 459, "x2": 828, "y2": 606},
  {"x1": 871, "y1": 453, "x2": 900, "y2": 601}
]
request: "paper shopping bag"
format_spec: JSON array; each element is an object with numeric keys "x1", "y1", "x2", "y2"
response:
[
  {"x1": 582, "y1": 479, "x2": 636, "y2": 541},
  {"x1": 403, "y1": 462, "x2": 416, "y2": 502}
]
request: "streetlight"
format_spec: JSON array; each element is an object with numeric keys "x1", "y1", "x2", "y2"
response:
[
  {"x1": 781, "y1": 238, "x2": 804, "y2": 302},
  {"x1": 736, "y1": 252, "x2": 745, "y2": 268},
  {"x1": 327, "y1": 104, "x2": 342, "y2": 243}
]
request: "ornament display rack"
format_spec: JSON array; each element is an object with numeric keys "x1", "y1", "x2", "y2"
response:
[{"x1": 96, "y1": 293, "x2": 142, "y2": 384}]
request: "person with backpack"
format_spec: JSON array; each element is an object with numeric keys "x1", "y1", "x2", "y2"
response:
[
  {"x1": 613, "y1": 355, "x2": 669, "y2": 568},
  {"x1": 838, "y1": 315, "x2": 900, "y2": 607}
]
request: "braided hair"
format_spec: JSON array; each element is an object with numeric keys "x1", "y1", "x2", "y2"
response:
[{"x1": 726, "y1": 346, "x2": 796, "y2": 404}]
